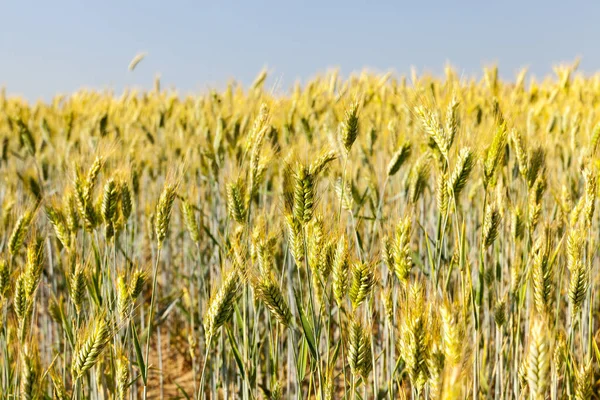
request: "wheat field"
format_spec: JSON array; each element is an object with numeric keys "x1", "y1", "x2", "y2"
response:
[{"x1": 0, "y1": 64, "x2": 599, "y2": 399}]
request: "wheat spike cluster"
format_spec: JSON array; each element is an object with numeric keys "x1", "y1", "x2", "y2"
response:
[{"x1": 1, "y1": 63, "x2": 600, "y2": 399}]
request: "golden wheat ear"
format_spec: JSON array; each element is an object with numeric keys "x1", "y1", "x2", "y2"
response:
[
  {"x1": 415, "y1": 104, "x2": 449, "y2": 160},
  {"x1": 574, "y1": 360, "x2": 594, "y2": 400},
  {"x1": 20, "y1": 346, "x2": 40, "y2": 400},
  {"x1": 583, "y1": 168, "x2": 597, "y2": 227},
  {"x1": 440, "y1": 301, "x2": 462, "y2": 366},
  {"x1": 49, "y1": 368, "x2": 70, "y2": 400},
  {"x1": 393, "y1": 216, "x2": 413, "y2": 285},
  {"x1": 526, "y1": 320, "x2": 551, "y2": 400},
  {"x1": 45, "y1": 203, "x2": 71, "y2": 250},
  {"x1": 116, "y1": 275, "x2": 131, "y2": 320},
  {"x1": 332, "y1": 235, "x2": 350, "y2": 306},
  {"x1": 445, "y1": 94, "x2": 459, "y2": 149},
  {"x1": 407, "y1": 152, "x2": 431, "y2": 204},
  {"x1": 72, "y1": 316, "x2": 113, "y2": 379},
  {"x1": 483, "y1": 122, "x2": 508, "y2": 188},
  {"x1": 203, "y1": 269, "x2": 241, "y2": 344},
  {"x1": 155, "y1": 182, "x2": 177, "y2": 249},
  {"x1": 436, "y1": 171, "x2": 449, "y2": 216},
  {"x1": 116, "y1": 347, "x2": 130, "y2": 400},
  {"x1": 182, "y1": 198, "x2": 202, "y2": 244}
]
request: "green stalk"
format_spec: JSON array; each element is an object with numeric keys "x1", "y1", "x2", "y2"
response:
[
  {"x1": 337, "y1": 307, "x2": 349, "y2": 399},
  {"x1": 303, "y1": 228, "x2": 324, "y2": 400},
  {"x1": 142, "y1": 247, "x2": 162, "y2": 400},
  {"x1": 368, "y1": 176, "x2": 389, "y2": 254},
  {"x1": 338, "y1": 155, "x2": 349, "y2": 223},
  {"x1": 198, "y1": 338, "x2": 212, "y2": 400}
]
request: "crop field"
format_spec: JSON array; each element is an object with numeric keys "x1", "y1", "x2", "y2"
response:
[{"x1": 1, "y1": 64, "x2": 600, "y2": 399}]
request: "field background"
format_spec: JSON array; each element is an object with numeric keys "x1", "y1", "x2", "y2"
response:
[{"x1": 1, "y1": 64, "x2": 600, "y2": 399}]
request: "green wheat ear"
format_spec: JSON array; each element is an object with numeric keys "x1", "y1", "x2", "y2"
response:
[
  {"x1": 226, "y1": 178, "x2": 247, "y2": 224},
  {"x1": 386, "y1": 141, "x2": 411, "y2": 177},
  {"x1": 101, "y1": 178, "x2": 118, "y2": 223},
  {"x1": 511, "y1": 207, "x2": 525, "y2": 241},
  {"x1": 448, "y1": 147, "x2": 474, "y2": 198},
  {"x1": 70, "y1": 263, "x2": 87, "y2": 314},
  {"x1": 75, "y1": 170, "x2": 98, "y2": 232},
  {"x1": 129, "y1": 268, "x2": 147, "y2": 299},
  {"x1": 531, "y1": 229, "x2": 555, "y2": 316},
  {"x1": 120, "y1": 181, "x2": 133, "y2": 221},
  {"x1": 9, "y1": 210, "x2": 33, "y2": 256},
  {"x1": 253, "y1": 277, "x2": 292, "y2": 327},
  {"x1": 482, "y1": 205, "x2": 501, "y2": 248},
  {"x1": 64, "y1": 191, "x2": 80, "y2": 233},
  {"x1": 349, "y1": 261, "x2": 375, "y2": 309},
  {"x1": 340, "y1": 101, "x2": 359, "y2": 154},
  {"x1": 494, "y1": 299, "x2": 506, "y2": 327},
  {"x1": 24, "y1": 237, "x2": 45, "y2": 298},
  {"x1": 0, "y1": 259, "x2": 9, "y2": 298},
  {"x1": 347, "y1": 319, "x2": 372, "y2": 380}
]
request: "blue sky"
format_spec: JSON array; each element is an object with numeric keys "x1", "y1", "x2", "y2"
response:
[{"x1": 1, "y1": 1, "x2": 598, "y2": 100}]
